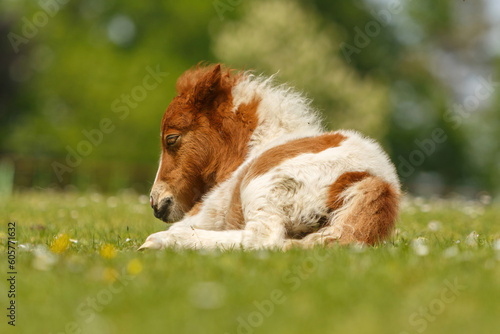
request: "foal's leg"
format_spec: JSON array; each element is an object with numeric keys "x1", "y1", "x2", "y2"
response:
[
  {"x1": 139, "y1": 173, "x2": 292, "y2": 251},
  {"x1": 138, "y1": 216, "x2": 287, "y2": 251}
]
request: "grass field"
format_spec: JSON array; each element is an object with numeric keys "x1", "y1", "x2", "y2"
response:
[{"x1": 1, "y1": 190, "x2": 500, "y2": 334}]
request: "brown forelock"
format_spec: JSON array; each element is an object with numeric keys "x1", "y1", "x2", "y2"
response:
[
  {"x1": 326, "y1": 171, "x2": 371, "y2": 211},
  {"x1": 175, "y1": 63, "x2": 241, "y2": 97},
  {"x1": 158, "y1": 64, "x2": 258, "y2": 212},
  {"x1": 175, "y1": 64, "x2": 211, "y2": 95},
  {"x1": 243, "y1": 133, "x2": 346, "y2": 186}
]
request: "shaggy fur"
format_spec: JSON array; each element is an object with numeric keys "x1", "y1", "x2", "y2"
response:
[{"x1": 141, "y1": 64, "x2": 401, "y2": 251}]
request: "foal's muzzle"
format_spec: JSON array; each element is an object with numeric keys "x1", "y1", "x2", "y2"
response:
[{"x1": 150, "y1": 195, "x2": 173, "y2": 222}]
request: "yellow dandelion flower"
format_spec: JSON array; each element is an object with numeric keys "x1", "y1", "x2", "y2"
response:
[
  {"x1": 100, "y1": 244, "x2": 117, "y2": 259},
  {"x1": 50, "y1": 233, "x2": 70, "y2": 254},
  {"x1": 102, "y1": 267, "x2": 119, "y2": 283},
  {"x1": 126, "y1": 258, "x2": 143, "y2": 275}
]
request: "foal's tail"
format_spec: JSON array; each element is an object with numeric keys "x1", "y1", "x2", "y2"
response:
[
  {"x1": 295, "y1": 174, "x2": 400, "y2": 249},
  {"x1": 331, "y1": 175, "x2": 400, "y2": 245}
]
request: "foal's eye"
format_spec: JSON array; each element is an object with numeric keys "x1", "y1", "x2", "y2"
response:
[{"x1": 165, "y1": 134, "x2": 180, "y2": 147}]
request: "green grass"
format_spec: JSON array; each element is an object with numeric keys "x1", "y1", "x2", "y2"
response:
[{"x1": 1, "y1": 191, "x2": 500, "y2": 334}]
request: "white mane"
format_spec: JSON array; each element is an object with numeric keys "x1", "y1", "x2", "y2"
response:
[{"x1": 231, "y1": 73, "x2": 325, "y2": 158}]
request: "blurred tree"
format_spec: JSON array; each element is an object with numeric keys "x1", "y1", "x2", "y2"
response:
[
  {"x1": 211, "y1": 0, "x2": 481, "y2": 195},
  {"x1": 1, "y1": 0, "x2": 216, "y2": 191},
  {"x1": 307, "y1": 0, "x2": 496, "y2": 195},
  {"x1": 0, "y1": 16, "x2": 36, "y2": 155},
  {"x1": 401, "y1": 0, "x2": 499, "y2": 195},
  {"x1": 1, "y1": 0, "x2": 498, "y2": 196},
  {"x1": 213, "y1": 0, "x2": 389, "y2": 139}
]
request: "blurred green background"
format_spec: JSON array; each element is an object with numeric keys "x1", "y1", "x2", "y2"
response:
[{"x1": 1, "y1": 0, "x2": 499, "y2": 198}]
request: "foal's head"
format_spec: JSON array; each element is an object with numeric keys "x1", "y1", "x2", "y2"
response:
[{"x1": 149, "y1": 64, "x2": 256, "y2": 222}]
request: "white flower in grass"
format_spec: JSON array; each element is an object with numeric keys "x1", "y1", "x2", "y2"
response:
[
  {"x1": 412, "y1": 237, "x2": 429, "y2": 256},
  {"x1": 90, "y1": 192, "x2": 103, "y2": 203},
  {"x1": 255, "y1": 249, "x2": 271, "y2": 259},
  {"x1": 106, "y1": 196, "x2": 118, "y2": 208},
  {"x1": 493, "y1": 239, "x2": 500, "y2": 251},
  {"x1": 465, "y1": 231, "x2": 479, "y2": 247},
  {"x1": 138, "y1": 195, "x2": 149, "y2": 204},
  {"x1": 420, "y1": 204, "x2": 431, "y2": 213},
  {"x1": 427, "y1": 220, "x2": 442, "y2": 231},
  {"x1": 70, "y1": 210, "x2": 79, "y2": 219},
  {"x1": 414, "y1": 197, "x2": 425, "y2": 206},
  {"x1": 32, "y1": 245, "x2": 58, "y2": 271},
  {"x1": 351, "y1": 242, "x2": 366, "y2": 253},
  {"x1": 133, "y1": 204, "x2": 145, "y2": 213},
  {"x1": 443, "y1": 245, "x2": 459, "y2": 258},
  {"x1": 18, "y1": 243, "x2": 32, "y2": 251},
  {"x1": 77, "y1": 197, "x2": 88, "y2": 207},
  {"x1": 188, "y1": 282, "x2": 226, "y2": 309}
]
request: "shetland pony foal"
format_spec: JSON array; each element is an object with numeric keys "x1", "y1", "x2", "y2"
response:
[{"x1": 139, "y1": 64, "x2": 401, "y2": 251}]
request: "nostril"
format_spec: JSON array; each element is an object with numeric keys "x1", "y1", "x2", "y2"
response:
[{"x1": 152, "y1": 196, "x2": 173, "y2": 221}]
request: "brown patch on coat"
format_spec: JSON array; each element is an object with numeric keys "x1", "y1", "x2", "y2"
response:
[
  {"x1": 223, "y1": 165, "x2": 252, "y2": 230},
  {"x1": 216, "y1": 97, "x2": 260, "y2": 183},
  {"x1": 243, "y1": 132, "x2": 346, "y2": 186},
  {"x1": 187, "y1": 202, "x2": 203, "y2": 217}
]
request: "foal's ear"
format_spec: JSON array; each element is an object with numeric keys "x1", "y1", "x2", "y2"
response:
[{"x1": 192, "y1": 64, "x2": 222, "y2": 107}]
